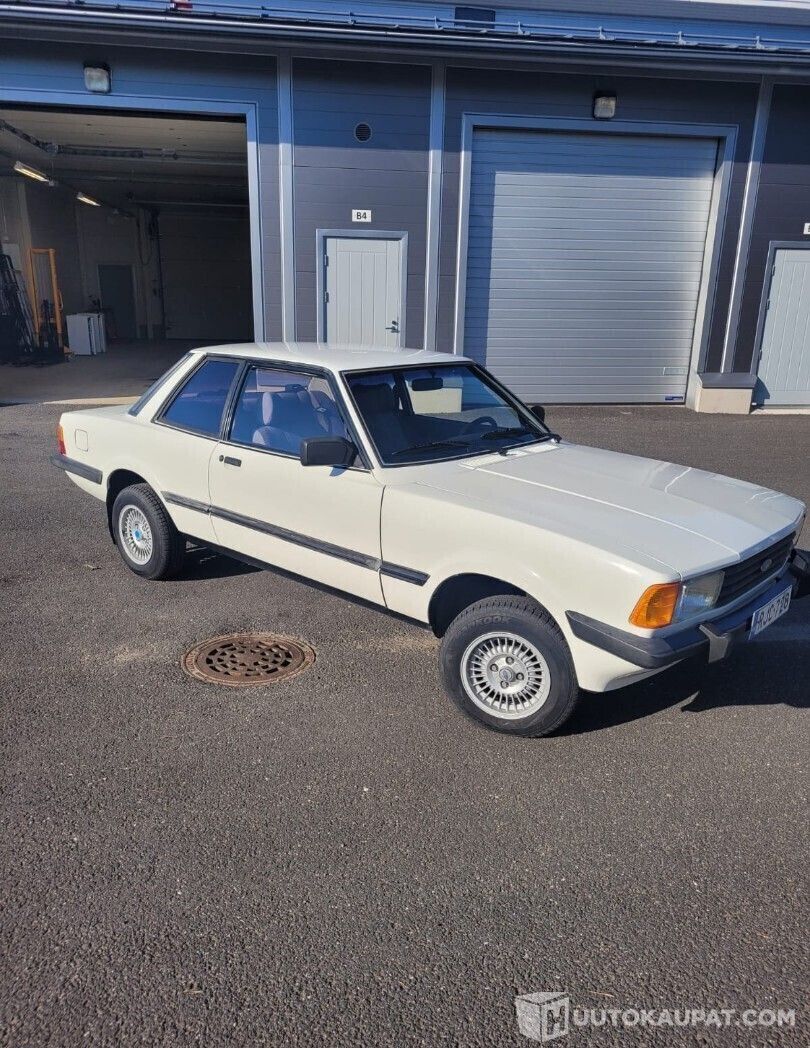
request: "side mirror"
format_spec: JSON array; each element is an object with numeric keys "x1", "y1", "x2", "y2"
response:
[
  {"x1": 299, "y1": 436, "x2": 357, "y2": 468},
  {"x1": 529, "y1": 404, "x2": 546, "y2": 423}
]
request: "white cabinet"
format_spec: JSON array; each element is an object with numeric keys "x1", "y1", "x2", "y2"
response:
[{"x1": 66, "y1": 312, "x2": 107, "y2": 356}]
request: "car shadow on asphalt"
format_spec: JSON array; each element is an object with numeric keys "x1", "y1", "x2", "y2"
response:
[
  {"x1": 178, "y1": 545, "x2": 260, "y2": 581},
  {"x1": 561, "y1": 635, "x2": 810, "y2": 735}
]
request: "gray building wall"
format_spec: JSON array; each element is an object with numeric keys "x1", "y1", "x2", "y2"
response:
[
  {"x1": 437, "y1": 65, "x2": 759, "y2": 369},
  {"x1": 6, "y1": 33, "x2": 810, "y2": 392},
  {"x1": 735, "y1": 83, "x2": 810, "y2": 373},
  {"x1": 291, "y1": 58, "x2": 431, "y2": 346},
  {"x1": 1, "y1": 39, "x2": 281, "y2": 338}
]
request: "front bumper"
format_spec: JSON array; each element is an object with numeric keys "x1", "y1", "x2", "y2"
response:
[{"x1": 566, "y1": 549, "x2": 810, "y2": 671}]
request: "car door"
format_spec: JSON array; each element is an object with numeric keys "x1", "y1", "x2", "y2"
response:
[
  {"x1": 147, "y1": 355, "x2": 243, "y2": 544},
  {"x1": 208, "y1": 363, "x2": 385, "y2": 605}
]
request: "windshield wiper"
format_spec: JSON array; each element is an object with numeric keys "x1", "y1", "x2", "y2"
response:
[
  {"x1": 479, "y1": 426, "x2": 533, "y2": 441},
  {"x1": 479, "y1": 427, "x2": 561, "y2": 445},
  {"x1": 389, "y1": 439, "x2": 469, "y2": 459}
]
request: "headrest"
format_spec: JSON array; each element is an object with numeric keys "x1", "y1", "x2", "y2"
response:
[{"x1": 261, "y1": 389, "x2": 310, "y2": 428}]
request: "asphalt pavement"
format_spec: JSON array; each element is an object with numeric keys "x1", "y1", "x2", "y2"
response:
[{"x1": 1, "y1": 401, "x2": 808, "y2": 1046}]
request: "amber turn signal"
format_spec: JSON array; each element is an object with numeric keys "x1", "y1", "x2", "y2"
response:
[
  {"x1": 57, "y1": 423, "x2": 66, "y2": 456},
  {"x1": 629, "y1": 582, "x2": 681, "y2": 629}
]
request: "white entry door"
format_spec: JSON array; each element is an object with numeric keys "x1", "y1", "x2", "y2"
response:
[
  {"x1": 322, "y1": 235, "x2": 404, "y2": 347},
  {"x1": 755, "y1": 248, "x2": 810, "y2": 406}
]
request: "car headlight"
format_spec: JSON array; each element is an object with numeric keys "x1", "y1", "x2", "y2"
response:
[
  {"x1": 676, "y1": 570, "x2": 724, "y2": 619},
  {"x1": 630, "y1": 570, "x2": 724, "y2": 629}
]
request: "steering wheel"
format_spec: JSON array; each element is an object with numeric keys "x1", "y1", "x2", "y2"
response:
[{"x1": 462, "y1": 415, "x2": 499, "y2": 435}]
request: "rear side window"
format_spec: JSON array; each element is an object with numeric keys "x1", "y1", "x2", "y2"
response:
[
  {"x1": 161, "y1": 358, "x2": 240, "y2": 436},
  {"x1": 127, "y1": 352, "x2": 193, "y2": 417}
]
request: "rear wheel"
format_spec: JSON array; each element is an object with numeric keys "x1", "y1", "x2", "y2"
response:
[
  {"x1": 112, "y1": 483, "x2": 185, "y2": 580},
  {"x1": 439, "y1": 596, "x2": 579, "y2": 737}
]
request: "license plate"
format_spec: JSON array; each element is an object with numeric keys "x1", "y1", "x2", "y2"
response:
[{"x1": 749, "y1": 586, "x2": 792, "y2": 639}]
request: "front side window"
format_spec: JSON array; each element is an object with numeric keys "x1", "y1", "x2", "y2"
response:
[
  {"x1": 229, "y1": 366, "x2": 348, "y2": 455},
  {"x1": 160, "y1": 358, "x2": 240, "y2": 436},
  {"x1": 345, "y1": 364, "x2": 549, "y2": 465}
]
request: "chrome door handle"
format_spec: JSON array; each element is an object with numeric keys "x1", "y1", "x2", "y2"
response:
[{"x1": 219, "y1": 454, "x2": 242, "y2": 467}]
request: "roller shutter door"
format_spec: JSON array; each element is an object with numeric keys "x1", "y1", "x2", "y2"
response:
[{"x1": 463, "y1": 129, "x2": 719, "y2": 402}]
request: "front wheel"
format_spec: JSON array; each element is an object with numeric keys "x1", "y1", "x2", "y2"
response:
[
  {"x1": 439, "y1": 596, "x2": 579, "y2": 737},
  {"x1": 112, "y1": 483, "x2": 185, "y2": 580}
]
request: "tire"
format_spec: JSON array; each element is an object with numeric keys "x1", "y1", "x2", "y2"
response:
[
  {"x1": 439, "y1": 596, "x2": 579, "y2": 737},
  {"x1": 112, "y1": 483, "x2": 185, "y2": 581}
]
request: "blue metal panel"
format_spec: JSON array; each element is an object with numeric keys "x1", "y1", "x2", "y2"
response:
[
  {"x1": 291, "y1": 58, "x2": 430, "y2": 345},
  {"x1": 463, "y1": 127, "x2": 719, "y2": 401},
  {"x1": 437, "y1": 66, "x2": 757, "y2": 366},
  {"x1": 0, "y1": 38, "x2": 282, "y2": 339},
  {"x1": 755, "y1": 247, "x2": 810, "y2": 405}
]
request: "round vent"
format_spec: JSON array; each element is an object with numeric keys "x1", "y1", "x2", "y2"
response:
[{"x1": 354, "y1": 122, "x2": 372, "y2": 143}]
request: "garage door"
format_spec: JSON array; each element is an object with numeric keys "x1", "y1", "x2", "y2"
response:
[{"x1": 463, "y1": 129, "x2": 719, "y2": 402}]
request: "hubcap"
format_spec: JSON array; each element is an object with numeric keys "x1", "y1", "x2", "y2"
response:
[
  {"x1": 461, "y1": 631, "x2": 551, "y2": 720},
  {"x1": 118, "y1": 505, "x2": 153, "y2": 565}
]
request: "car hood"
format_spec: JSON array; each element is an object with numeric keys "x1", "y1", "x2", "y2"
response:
[{"x1": 408, "y1": 441, "x2": 804, "y2": 577}]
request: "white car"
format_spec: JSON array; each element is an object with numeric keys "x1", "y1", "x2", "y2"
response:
[{"x1": 53, "y1": 343, "x2": 809, "y2": 737}]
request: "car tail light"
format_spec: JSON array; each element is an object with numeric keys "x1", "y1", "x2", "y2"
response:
[
  {"x1": 57, "y1": 423, "x2": 66, "y2": 456},
  {"x1": 629, "y1": 582, "x2": 681, "y2": 629}
]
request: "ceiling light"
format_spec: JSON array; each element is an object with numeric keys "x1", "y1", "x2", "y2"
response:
[
  {"x1": 13, "y1": 160, "x2": 50, "y2": 183},
  {"x1": 593, "y1": 93, "x2": 617, "y2": 120},
  {"x1": 76, "y1": 192, "x2": 101, "y2": 207},
  {"x1": 84, "y1": 63, "x2": 111, "y2": 94}
]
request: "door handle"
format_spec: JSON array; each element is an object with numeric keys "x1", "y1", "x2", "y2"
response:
[
  {"x1": 385, "y1": 319, "x2": 399, "y2": 332},
  {"x1": 219, "y1": 455, "x2": 242, "y2": 467}
]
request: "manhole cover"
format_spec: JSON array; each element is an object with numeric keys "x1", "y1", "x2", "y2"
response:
[{"x1": 182, "y1": 633, "x2": 315, "y2": 687}]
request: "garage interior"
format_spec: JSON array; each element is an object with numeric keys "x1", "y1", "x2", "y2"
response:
[{"x1": 0, "y1": 105, "x2": 252, "y2": 397}]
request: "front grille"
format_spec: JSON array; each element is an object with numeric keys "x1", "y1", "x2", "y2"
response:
[{"x1": 717, "y1": 534, "x2": 794, "y2": 607}]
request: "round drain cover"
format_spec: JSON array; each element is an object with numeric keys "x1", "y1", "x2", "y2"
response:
[{"x1": 182, "y1": 633, "x2": 315, "y2": 687}]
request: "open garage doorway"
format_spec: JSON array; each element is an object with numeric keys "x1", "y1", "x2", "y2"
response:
[{"x1": 0, "y1": 106, "x2": 254, "y2": 402}]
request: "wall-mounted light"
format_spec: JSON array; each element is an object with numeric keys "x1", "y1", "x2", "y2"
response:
[
  {"x1": 83, "y1": 63, "x2": 111, "y2": 93},
  {"x1": 593, "y1": 93, "x2": 617, "y2": 120},
  {"x1": 13, "y1": 160, "x2": 51, "y2": 183},
  {"x1": 76, "y1": 191, "x2": 101, "y2": 207}
]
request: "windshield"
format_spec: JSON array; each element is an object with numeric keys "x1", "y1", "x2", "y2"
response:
[{"x1": 344, "y1": 363, "x2": 550, "y2": 466}]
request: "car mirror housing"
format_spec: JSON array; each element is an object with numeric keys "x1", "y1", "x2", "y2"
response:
[
  {"x1": 299, "y1": 436, "x2": 357, "y2": 468},
  {"x1": 529, "y1": 404, "x2": 546, "y2": 423}
]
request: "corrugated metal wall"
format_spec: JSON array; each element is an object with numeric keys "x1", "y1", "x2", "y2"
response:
[
  {"x1": 438, "y1": 67, "x2": 757, "y2": 372},
  {"x1": 463, "y1": 128, "x2": 718, "y2": 401}
]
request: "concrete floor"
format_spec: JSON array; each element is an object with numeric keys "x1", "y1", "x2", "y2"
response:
[
  {"x1": 0, "y1": 340, "x2": 205, "y2": 405},
  {"x1": 1, "y1": 399, "x2": 808, "y2": 1046}
]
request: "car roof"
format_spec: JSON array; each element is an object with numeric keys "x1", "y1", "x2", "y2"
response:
[{"x1": 194, "y1": 341, "x2": 468, "y2": 371}]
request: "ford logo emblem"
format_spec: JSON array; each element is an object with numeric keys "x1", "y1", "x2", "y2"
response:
[{"x1": 760, "y1": 557, "x2": 773, "y2": 573}]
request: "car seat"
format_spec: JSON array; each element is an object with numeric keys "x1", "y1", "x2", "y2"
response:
[{"x1": 252, "y1": 390, "x2": 322, "y2": 454}]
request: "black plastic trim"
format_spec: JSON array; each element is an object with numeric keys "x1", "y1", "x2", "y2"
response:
[
  {"x1": 567, "y1": 573, "x2": 798, "y2": 670},
  {"x1": 161, "y1": 491, "x2": 429, "y2": 583},
  {"x1": 379, "y1": 562, "x2": 430, "y2": 586},
  {"x1": 51, "y1": 453, "x2": 102, "y2": 484},
  {"x1": 790, "y1": 547, "x2": 810, "y2": 600},
  {"x1": 210, "y1": 504, "x2": 379, "y2": 570},
  {"x1": 162, "y1": 491, "x2": 210, "y2": 515}
]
